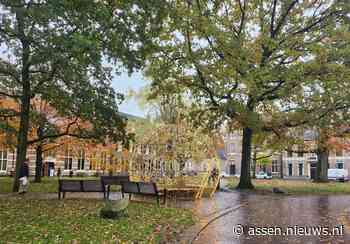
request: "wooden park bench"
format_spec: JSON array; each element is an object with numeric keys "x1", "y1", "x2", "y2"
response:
[
  {"x1": 121, "y1": 181, "x2": 166, "y2": 205},
  {"x1": 101, "y1": 175, "x2": 130, "y2": 199},
  {"x1": 58, "y1": 179, "x2": 106, "y2": 199}
]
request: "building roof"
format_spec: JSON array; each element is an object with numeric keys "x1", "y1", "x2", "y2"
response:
[{"x1": 117, "y1": 111, "x2": 145, "y2": 121}]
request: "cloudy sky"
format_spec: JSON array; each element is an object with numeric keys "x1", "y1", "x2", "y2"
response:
[{"x1": 111, "y1": 71, "x2": 149, "y2": 118}]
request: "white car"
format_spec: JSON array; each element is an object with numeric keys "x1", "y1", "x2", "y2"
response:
[
  {"x1": 220, "y1": 171, "x2": 230, "y2": 178},
  {"x1": 328, "y1": 169, "x2": 349, "y2": 182},
  {"x1": 256, "y1": 171, "x2": 272, "y2": 179}
]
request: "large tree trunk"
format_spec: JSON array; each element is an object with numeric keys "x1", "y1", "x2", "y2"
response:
[
  {"x1": 13, "y1": 8, "x2": 31, "y2": 192},
  {"x1": 237, "y1": 127, "x2": 254, "y2": 189},
  {"x1": 13, "y1": 86, "x2": 30, "y2": 192},
  {"x1": 34, "y1": 126, "x2": 44, "y2": 183},
  {"x1": 315, "y1": 148, "x2": 329, "y2": 183},
  {"x1": 251, "y1": 148, "x2": 257, "y2": 179},
  {"x1": 279, "y1": 153, "x2": 284, "y2": 179},
  {"x1": 34, "y1": 144, "x2": 43, "y2": 183}
]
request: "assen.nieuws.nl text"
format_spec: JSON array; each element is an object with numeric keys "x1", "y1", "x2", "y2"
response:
[{"x1": 232, "y1": 224, "x2": 344, "y2": 237}]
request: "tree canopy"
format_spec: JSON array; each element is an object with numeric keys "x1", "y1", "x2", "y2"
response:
[
  {"x1": 0, "y1": 0, "x2": 166, "y2": 191},
  {"x1": 145, "y1": 0, "x2": 350, "y2": 189}
]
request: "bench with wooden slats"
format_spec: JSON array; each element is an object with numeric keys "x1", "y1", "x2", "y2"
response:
[
  {"x1": 58, "y1": 179, "x2": 106, "y2": 199},
  {"x1": 121, "y1": 181, "x2": 166, "y2": 205}
]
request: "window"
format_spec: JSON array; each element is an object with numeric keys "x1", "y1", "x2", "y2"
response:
[
  {"x1": 288, "y1": 161, "x2": 293, "y2": 176},
  {"x1": 101, "y1": 152, "x2": 107, "y2": 170},
  {"x1": 336, "y1": 150, "x2": 343, "y2": 157},
  {"x1": 298, "y1": 162, "x2": 304, "y2": 176},
  {"x1": 336, "y1": 160, "x2": 344, "y2": 169},
  {"x1": 44, "y1": 149, "x2": 56, "y2": 158},
  {"x1": 272, "y1": 160, "x2": 279, "y2": 173},
  {"x1": 77, "y1": 149, "x2": 85, "y2": 170},
  {"x1": 230, "y1": 164, "x2": 236, "y2": 175},
  {"x1": 89, "y1": 153, "x2": 96, "y2": 170},
  {"x1": 226, "y1": 142, "x2": 234, "y2": 154},
  {"x1": 229, "y1": 143, "x2": 234, "y2": 153},
  {"x1": 0, "y1": 150, "x2": 7, "y2": 171},
  {"x1": 287, "y1": 151, "x2": 293, "y2": 158},
  {"x1": 288, "y1": 164, "x2": 293, "y2": 176},
  {"x1": 64, "y1": 149, "x2": 73, "y2": 170}
]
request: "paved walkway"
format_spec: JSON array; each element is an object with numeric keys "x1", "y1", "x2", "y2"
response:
[{"x1": 168, "y1": 185, "x2": 350, "y2": 244}]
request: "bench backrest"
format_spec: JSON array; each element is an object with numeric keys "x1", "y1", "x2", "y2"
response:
[
  {"x1": 121, "y1": 181, "x2": 139, "y2": 194},
  {"x1": 138, "y1": 182, "x2": 158, "y2": 195},
  {"x1": 82, "y1": 180, "x2": 104, "y2": 192},
  {"x1": 121, "y1": 181, "x2": 159, "y2": 195},
  {"x1": 101, "y1": 175, "x2": 130, "y2": 186},
  {"x1": 59, "y1": 180, "x2": 82, "y2": 191}
]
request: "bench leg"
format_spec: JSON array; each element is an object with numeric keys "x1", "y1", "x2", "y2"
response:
[
  {"x1": 157, "y1": 196, "x2": 160, "y2": 206},
  {"x1": 107, "y1": 185, "x2": 110, "y2": 199},
  {"x1": 63, "y1": 192, "x2": 66, "y2": 199},
  {"x1": 129, "y1": 193, "x2": 132, "y2": 201},
  {"x1": 58, "y1": 191, "x2": 61, "y2": 200}
]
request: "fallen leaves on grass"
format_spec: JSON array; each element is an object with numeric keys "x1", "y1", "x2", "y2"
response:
[{"x1": 0, "y1": 198, "x2": 194, "y2": 243}]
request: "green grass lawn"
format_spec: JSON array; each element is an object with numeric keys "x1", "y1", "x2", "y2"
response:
[
  {"x1": 0, "y1": 198, "x2": 194, "y2": 243},
  {"x1": 0, "y1": 177, "x2": 100, "y2": 193},
  {"x1": 227, "y1": 178, "x2": 350, "y2": 195}
]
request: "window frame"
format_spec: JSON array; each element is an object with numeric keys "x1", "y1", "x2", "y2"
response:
[
  {"x1": 101, "y1": 151, "x2": 107, "y2": 170},
  {"x1": 0, "y1": 149, "x2": 8, "y2": 171},
  {"x1": 64, "y1": 149, "x2": 73, "y2": 170},
  {"x1": 298, "y1": 161, "x2": 304, "y2": 176},
  {"x1": 272, "y1": 160, "x2": 279, "y2": 173},
  {"x1": 336, "y1": 160, "x2": 344, "y2": 169},
  {"x1": 77, "y1": 149, "x2": 85, "y2": 170},
  {"x1": 288, "y1": 161, "x2": 293, "y2": 176}
]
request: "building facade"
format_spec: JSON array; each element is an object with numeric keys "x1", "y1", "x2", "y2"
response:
[
  {"x1": 221, "y1": 132, "x2": 350, "y2": 179},
  {"x1": 0, "y1": 144, "x2": 128, "y2": 177},
  {"x1": 2, "y1": 131, "x2": 349, "y2": 179}
]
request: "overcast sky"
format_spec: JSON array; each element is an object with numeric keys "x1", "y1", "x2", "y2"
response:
[{"x1": 111, "y1": 71, "x2": 149, "y2": 118}]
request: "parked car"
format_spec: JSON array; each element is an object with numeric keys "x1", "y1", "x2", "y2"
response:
[
  {"x1": 220, "y1": 171, "x2": 230, "y2": 178},
  {"x1": 256, "y1": 171, "x2": 272, "y2": 179},
  {"x1": 328, "y1": 169, "x2": 349, "y2": 182}
]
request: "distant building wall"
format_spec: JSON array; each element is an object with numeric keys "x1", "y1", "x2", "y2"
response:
[
  {"x1": 0, "y1": 145, "x2": 108, "y2": 176},
  {"x1": 222, "y1": 132, "x2": 350, "y2": 179}
]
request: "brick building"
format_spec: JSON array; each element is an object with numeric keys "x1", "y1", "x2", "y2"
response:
[{"x1": 0, "y1": 144, "x2": 126, "y2": 177}]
